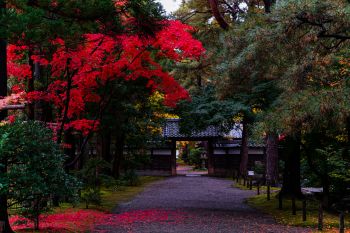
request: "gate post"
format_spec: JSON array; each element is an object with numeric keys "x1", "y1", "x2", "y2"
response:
[
  {"x1": 208, "y1": 139, "x2": 214, "y2": 176},
  {"x1": 171, "y1": 140, "x2": 177, "y2": 176}
]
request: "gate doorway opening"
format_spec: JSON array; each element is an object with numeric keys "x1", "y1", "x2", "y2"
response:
[
  {"x1": 176, "y1": 141, "x2": 208, "y2": 176},
  {"x1": 136, "y1": 119, "x2": 265, "y2": 177}
]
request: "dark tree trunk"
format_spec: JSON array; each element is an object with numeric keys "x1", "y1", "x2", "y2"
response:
[
  {"x1": 0, "y1": 2, "x2": 12, "y2": 229},
  {"x1": 239, "y1": 117, "x2": 249, "y2": 177},
  {"x1": 101, "y1": 130, "x2": 112, "y2": 163},
  {"x1": 266, "y1": 132, "x2": 279, "y2": 186},
  {"x1": 322, "y1": 175, "x2": 330, "y2": 208},
  {"x1": 346, "y1": 116, "x2": 350, "y2": 151},
  {"x1": 0, "y1": 22, "x2": 7, "y2": 121},
  {"x1": 343, "y1": 116, "x2": 350, "y2": 158},
  {"x1": 196, "y1": 76, "x2": 202, "y2": 88},
  {"x1": 27, "y1": 51, "x2": 35, "y2": 120},
  {"x1": 280, "y1": 132, "x2": 303, "y2": 198},
  {"x1": 303, "y1": 131, "x2": 331, "y2": 209},
  {"x1": 263, "y1": 0, "x2": 273, "y2": 13},
  {"x1": 0, "y1": 162, "x2": 14, "y2": 233},
  {"x1": 57, "y1": 59, "x2": 73, "y2": 145},
  {"x1": 64, "y1": 130, "x2": 76, "y2": 170},
  {"x1": 43, "y1": 103, "x2": 53, "y2": 122},
  {"x1": 112, "y1": 133, "x2": 125, "y2": 179},
  {"x1": 0, "y1": 193, "x2": 13, "y2": 233},
  {"x1": 208, "y1": 0, "x2": 229, "y2": 30},
  {"x1": 33, "y1": 199, "x2": 40, "y2": 231}
]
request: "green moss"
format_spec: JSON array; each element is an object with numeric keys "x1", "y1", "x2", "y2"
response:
[
  {"x1": 99, "y1": 176, "x2": 163, "y2": 212},
  {"x1": 247, "y1": 193, "x2": 349, "y2": 232},
  {"x1": 176, "y1": 159, "x2": 187, "y2": 166},
  {"x1": 233, "y1": 180, "x2": 280, "y2": 191},
  {"x1": 56, "y1": 176, "x2": 164, "y2": 213}
]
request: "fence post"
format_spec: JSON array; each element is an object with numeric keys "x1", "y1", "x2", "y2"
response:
[
  {"x1": 339, "y1": 211, "x2": 345, "y2": 233},
  {"x1": 257, "y1": 183, "x2": 260, "y2": 195},
  {"x1": 249, "y1": 178, "x2": 253, "y2": 190},
  {"x1": 267, "y1": 184, "x2": 271, "y2": 200},
  {"x1": 292, "y1": 196, "x2": 296, "y2": 215},
  {"x1": 278, "y1": 194, "x2": 283, "y2": 210},
  {"x1": 318, "y1": 202, "x2": 323, "y2": 231},
  {"x1": 302, "y1": 199, "x2": 306, "y2": 221}
]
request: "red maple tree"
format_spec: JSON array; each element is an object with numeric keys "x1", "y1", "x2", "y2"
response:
[{"x1": 7, "y1": 20, "x2": 205, "y2": 140}]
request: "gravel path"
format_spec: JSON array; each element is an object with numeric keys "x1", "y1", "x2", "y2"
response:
[
  {"x1": 176, "y1": 165, "x2": 208, "y2": 175},
  {"x1": 94, "y1": 176, "x2": 311, "y2": 233}
]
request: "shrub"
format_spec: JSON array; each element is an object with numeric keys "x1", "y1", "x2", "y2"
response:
[
  {"x1": 0, "y1": 120, "x2": 79, "y2": 230},
  {"x1": 187, "y1": 147, "x2": 204, "y2": 168},
  {"x1": 121, "y1": 170, "x2": 140, "y2": 186},
  {"x1": 78, "y1": 158, "x2": 113, "y2": 208}
]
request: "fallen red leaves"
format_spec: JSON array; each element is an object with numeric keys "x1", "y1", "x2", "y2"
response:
[
  {"x1": 11, "y1": 209, "x2": 106, "y2": 232},
  {"x1": 10, "y1": 208, "x2": 187, "y2": 232}
]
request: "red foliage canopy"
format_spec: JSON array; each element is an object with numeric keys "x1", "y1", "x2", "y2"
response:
[{"x1": 7, "y1": 20, "x2": 205, "y2": 136}]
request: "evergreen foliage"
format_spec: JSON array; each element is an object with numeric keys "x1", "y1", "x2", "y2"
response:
[{"x1": 0, "y1": 120, "x2": 79, "y2": 229}]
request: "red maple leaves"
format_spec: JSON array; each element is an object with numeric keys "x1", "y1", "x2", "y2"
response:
[
  {"x1": 7, "y1": 20, "x2": 205, "y2": 136},
  {"x1": 10, "y1": 208, "x2": 187, "y2": 232}
]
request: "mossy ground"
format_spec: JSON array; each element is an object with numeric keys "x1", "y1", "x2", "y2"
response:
[
  {"x1": 234, "y1": 180, "x2": 350, "y2": 233},
  {"x1": 58, "y1": 176, "x2": 164, "y2": 213},
  {"x1": 13, "y1": 176, "x2": 164, "y2": 232}
]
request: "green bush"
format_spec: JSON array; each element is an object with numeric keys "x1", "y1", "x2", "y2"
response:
[
  {"x1": 253, "y1": 161, "x2": 265, "y2": 175},
  {"x1": 78, "y1": 158, "x2": 113, "y2": 208},
  {"x1": 81, "y1": 188, "x2": 101, "y2": 209},
  {"x1": 0, "y1": 120, "x2": 79, "y2": 230},
  {"x1": 187, "y1": 147, "x2": 204, "y2": 168},
  {"x1": 121, "y1": 170, "x2": 140, "y2": 186}
]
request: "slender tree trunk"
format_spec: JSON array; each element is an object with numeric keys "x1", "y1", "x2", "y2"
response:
[
  {"x1": 64, "y1": 130, "x2": 76, "y2": 170},
  {"x1": 347, "y1": 117, "x2": 350, "y2": 144},
  {"x1": 280, "y1": 132, "x2": 302, "y2": 197},
  {"x1": 0, "y1": 162, "x2": 14, "y2": 233},
  {"x1": 266, "y1": 132, "x2": 279, "y2": 186},
  {"x1": 322, "y1": 175, "x2": 330, "y2": 209},
  {"x1": 0, "y1": 18, "x2": 7, "y2": 120},
  {"x1": 112, "y1": 133, "x2": 125, "y2": 179},
  {"x1": 239, "y1": 117, "x2": 249, "y2": 177},
  {"x1": 346, "y1": 116, "x2": 350, "y2": 156},
  {"x1": 303, "y1": 131, "x2": 330, "y2": 208},
  {"x1": 27, "y1": 51, "x2": 35, "y2": 120},
  {"x1": 53, "y1": 61, "x2": 73, "y2": 207},
  {"x1": 263, "y1": 0, "x2": 272, "y2": 13},
  {"x1": 196, "y1": 76, "x2": 202, "y2": 88},
  {"x1": 57, "y1": 59, "x2": 73, "y2": 145},
  {"x1": 96, "y1": 130, "x2": 112, "y2": 175},
  {"x1": 101, "y1": 130, "x2": 112, "y2": 163},
  {"x1": 208, "y1": 0, "x2": 229, "y2": 30},
  {"x1": 0, "y1": 2, "x2": 12, "y2": 230},
  {"x1": 0, "y1": 194, "x2": 13, "y2": 233},
  {"x1": 33, "y1": 199, "x2": 40, "y2": 231},
  {"x1": 43, "y1": 103, "x2": 53, "y2": 122}
]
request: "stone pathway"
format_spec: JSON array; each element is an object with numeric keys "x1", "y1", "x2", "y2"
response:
[{"x1": 94, "y1": 176, "x2": 311, "y2": 233}]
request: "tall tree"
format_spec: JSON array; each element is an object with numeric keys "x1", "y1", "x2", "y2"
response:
[
  {"x1": 0, "y1": 0, "x2": 11, "y2": 231},
  {"x1": 228, "y1": 0, "x2": 350, "y2": 197},
  {"x1": 1, "y1": 0, "x2": 204, "y2": 230}
]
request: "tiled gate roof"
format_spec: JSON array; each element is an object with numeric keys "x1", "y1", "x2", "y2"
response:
[{"x1": 163, "y1": 119, "x2": 242, "y2": 139}]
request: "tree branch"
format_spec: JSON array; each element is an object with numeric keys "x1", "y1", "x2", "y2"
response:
[{"x1": 208, "y1": 0, "x2": 229, "y2": 30}]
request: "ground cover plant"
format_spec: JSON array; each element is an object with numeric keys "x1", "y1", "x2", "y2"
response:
[
  {"x1": 10, "y1": 176, "x2": 163, "y2": 232},
  {"x1": 247, "y1": 193, "x2": 350, "y2": 233}
]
